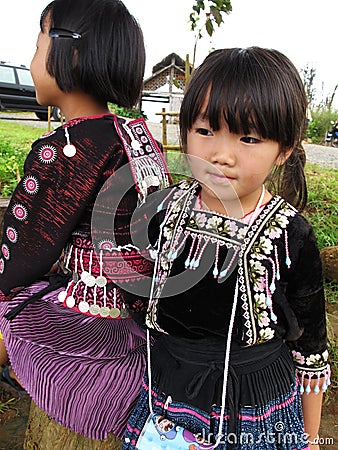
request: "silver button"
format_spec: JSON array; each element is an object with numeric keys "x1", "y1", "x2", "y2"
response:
[
  {"x1": 100, "y1": 306, "x2": 110, "y2": 317},
  {"x1": 78, "y1": 301, "x2": 90, "y2": 313},
  {"x1": 89, "y1": 304, "x2": 100, "y2": 315},
  {"x1": 83, "y1": 275, "x2": 96, "y2": 287},
  {"x1": 66, "y1": 295, "x2": 76, "y2": 308},
  {"x1": 95, "y1": 276, "x2": 107, "y2": 287},
  {"x1": 57, "y1": 290, "x2": 68, "y2": 303},
  {"x1": 109, "y1": 307, "x2": 120, "y2": 318}
]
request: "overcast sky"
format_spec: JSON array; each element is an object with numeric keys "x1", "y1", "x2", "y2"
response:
[{"x1": 1, "y1": 0, "x2": 337, "y2": 118}]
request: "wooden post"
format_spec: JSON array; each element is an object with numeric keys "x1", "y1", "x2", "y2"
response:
[
  {"x1": 47, "y1": 106, "x2": 51, "y2": 132},
  {"x1": 185, "y1": 54, "x2": 191, "y2": 90},
  {"x1": 161, "y1": 107, "x2": 167, "y2": 150}
]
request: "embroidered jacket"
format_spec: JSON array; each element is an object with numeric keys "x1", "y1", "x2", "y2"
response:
[
  {"x1": 144, "y1": 180, "x2": 329, "y2": 392},
  {"x1": 0, "y1": 114, "x2": 170, "y2": 319}
]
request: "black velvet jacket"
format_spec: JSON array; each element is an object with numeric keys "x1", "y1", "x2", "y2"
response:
[{"x1": 143, "y1": 180, "x2": 329, "y2": 386}]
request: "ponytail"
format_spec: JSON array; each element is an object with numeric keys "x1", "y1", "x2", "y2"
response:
[{"x1": 267, "y1": 145, "x2": 307, "y2": 211}]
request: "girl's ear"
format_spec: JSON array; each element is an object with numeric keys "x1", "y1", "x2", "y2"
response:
[{"x1": 275, "y1": 148, "x2": 293, "y2": 166}]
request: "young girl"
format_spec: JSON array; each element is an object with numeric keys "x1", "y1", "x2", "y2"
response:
[
  {"x1": 123, "y1": 47, "x2": 329, "y2": 449},
  {"x1": 0, "y1": 0, "x2": 169, "y2": 448}
]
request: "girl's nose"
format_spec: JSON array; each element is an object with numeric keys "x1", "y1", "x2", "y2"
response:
[{"x1": 210, "y1": 138, "x2": 236, "y2": 166}]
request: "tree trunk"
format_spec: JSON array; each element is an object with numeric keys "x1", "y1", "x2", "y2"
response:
[{"x1": 24, "y1": 401, "x2": 122, "y2": 450}]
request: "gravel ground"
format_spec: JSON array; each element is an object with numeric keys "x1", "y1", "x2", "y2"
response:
[{"x1": 0, "y1": 113, "x2": 337, "y2": 168}]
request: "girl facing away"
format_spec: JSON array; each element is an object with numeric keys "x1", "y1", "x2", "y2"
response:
[
  {"x1": 0, "y1": 0, "x2": 170, "y2": 448},
  {"x1": 123, "y1": 47, "x2": 329, "y2": 449}
]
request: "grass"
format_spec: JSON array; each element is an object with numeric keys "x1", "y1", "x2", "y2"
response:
[
  {"x1": 0, "y1": 396, "x2": 17, "y2": 415},
  {"x1": 0, "y1": 121, "x2": 46, "y2": 196},
  {"x1": 304, "y1": 164, "x2": 338, "y2": 249}
]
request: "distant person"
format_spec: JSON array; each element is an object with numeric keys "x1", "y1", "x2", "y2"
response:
[
  {"x1": 0, "y1": 0, "x2": 169, "y2": 448},
  {"x1": 123, "y1": 47, "x2": 329, "y2": 450}
]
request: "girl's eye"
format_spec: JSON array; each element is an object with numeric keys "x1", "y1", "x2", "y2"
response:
[
  {"x1": 240, "y1": 136, "x2": 261, "y2": 144},
  {"x1": 196, "y1": 128, "x2": 213, "y2": 136}
]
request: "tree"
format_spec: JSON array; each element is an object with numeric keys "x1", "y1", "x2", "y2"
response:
[
  {"x1": 189, "y1": 0, "x2": 232, "y2": 68},
  {"x1": 323, "y1": 84, "x2": 338, "y2": 111},
  {"x1": 300, "y1": 64, "x2": 317, "y2": 108},
  {"x1": 190, "y1": 0, "x2": 232, "y2": 38}
]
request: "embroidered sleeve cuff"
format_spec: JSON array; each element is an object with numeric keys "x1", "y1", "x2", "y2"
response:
[
  {"x1": 296, "y1": 365, "x2": 331, "y2": 394},
  {"x1": 292, "y1": 349, "x2": 330, "y2": 394}
]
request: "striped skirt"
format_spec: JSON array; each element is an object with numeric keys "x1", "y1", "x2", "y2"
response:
[
  {"x1": 0, "y1": 280, "x2": 147, "y2": 441},
  {"x1": 122, "y1": 336, "x2": 310, "y2": 450}
]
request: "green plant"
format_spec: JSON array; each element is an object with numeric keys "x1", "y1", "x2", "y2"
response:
[
  {"x1": 0, "y1": 140, "x2": 29, "y2": 196},
  {"x1": 109, "y1": 103, "x2": 147, "y2": 120},
  {"x1": 0, "y1": 397, "x2": 17, "y2": 415},
  {"x1": 307, "y1": 109, "x2": 338, "y2": 144},
  {"x1": 303, "y1": 164, "x2": 338, "y2": 248}
]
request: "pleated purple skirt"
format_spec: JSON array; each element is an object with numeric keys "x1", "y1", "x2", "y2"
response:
[{"x1": 0, "y1": 281, "x2": 147, "y2": 440}]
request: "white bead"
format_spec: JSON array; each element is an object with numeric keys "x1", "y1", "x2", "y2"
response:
[
  {"x1": 131, "y1": 140, "x2": 140, "y2": 150},
  {"x1": 57, "y1": 290, "x2": 68, "y2": 302},
  {"x1": 63, "y1": 144, "x2": 77, "y2": 157}
]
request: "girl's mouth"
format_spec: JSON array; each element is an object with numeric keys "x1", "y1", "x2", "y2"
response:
[{"x1": 207, "y1": 172, "x2": 235, "y2": 184}]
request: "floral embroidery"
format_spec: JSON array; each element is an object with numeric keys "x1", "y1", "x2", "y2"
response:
[
  {"x1": 38, "y1": 144, "x2": 58, "y2": 164},
  {"x1": 187, "y1": 216, "x2": 199, "y2": 230},
  {"x1": 280, "y1": 203, "x2": 297, "y2": 217},
  {"x1": 249, "y1": 260, "x2": 265, "y2": 292},
  {"x1": 258, "y1": 327, "x2": 275, "y2": 342},
  {"x1": 239, "y1": 197, "x2": 298, "y2": 345},
  {"x1": 263, "y1": 214, "x2": 289, "y2": 239},
  {"x1": 293, "y1": 349, "x2": 328, "y2": 370},
  {"x1": 251, "y1": 236, "x2": 273, "y2": 259},
  {"x1": 6, "y1": 226, "x2": 18, "y2": 243},
  {"x1": 253, "y1": 293, "x2": 271, "y2": 328},
  {"x1": 254, "y1": 293, "x2": 266, "y2": 309},
  {"x1": 97, "y1": 240, "x2": 116, "y2": 251},
  {"x1": 12, "y1": 204, "x2": 28, "y2": 221},
  {"x1": 1, "y1": 244, "x2": 10, "y2": 260},
  {"x1": 194, "y1": 212, "x2": 207, "y2": 228},
  {"x1": 222, "y1": 219, "x2": 238, "y2": 237},
  {"x1": 0, "y1": 258, "x2": 4, "y2": 274},
  {"x1": 206, "y1": 216, "x2": 223, "y2": 231},
  {"x1": 163, "y1": 214, "x2": 178, "y2": 240},
  {"x1": 238, "y1": 227, "x2": 247, "y2": 240},
  {"x1": 306, "y1": 351, "x2": 329, "y2": 368},
  {"x1": 257, "y1": 310, "x2": 270, "y2": 327},
  {"x1": 292, "y1": 350, "x2": 305, "y2": 365},
  {"x1": 23, "y1": 176, "x2": 39, "y2": 195}
]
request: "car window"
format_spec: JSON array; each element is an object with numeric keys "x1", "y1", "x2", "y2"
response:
[
  {"x1": 0, "y1": 66, "x2": 16, "y2": 84},
  {"x1": 17, "y1": 68, "x2": 34, "y2": 87}
]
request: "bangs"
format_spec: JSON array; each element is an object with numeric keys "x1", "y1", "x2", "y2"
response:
[{"x1": 180, "y1": 47, "x2": 306, "y2": 149}]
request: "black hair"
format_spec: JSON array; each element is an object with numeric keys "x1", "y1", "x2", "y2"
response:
[
  {"x1": 40, "y1": 0, "x2": 145, "y2": 108},
  {"x1": 179, "y1": 47, "x2": 308, "y2": 211}
]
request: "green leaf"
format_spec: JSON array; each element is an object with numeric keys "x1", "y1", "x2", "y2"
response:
[
  {"x1": 205, "y1": 17, "x2": 214, "y2": 36},
  {"x1": 210, "y1": 6, "x2": 223, "y2": 25}
]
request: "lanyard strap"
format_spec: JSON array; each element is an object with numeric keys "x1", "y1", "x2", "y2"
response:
[{"x1": 146, "y1": 185, "x2": 266, "y2": 444}]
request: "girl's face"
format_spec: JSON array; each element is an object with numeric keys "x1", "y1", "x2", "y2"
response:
[
  {"x1": 187, "y1": 111, "x2": 289, "y2": 215},
  {"x1": 30, "y1": 22, "x2": 61, "y2": 108}
]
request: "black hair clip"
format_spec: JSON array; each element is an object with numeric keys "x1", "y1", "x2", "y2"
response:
[{"x1": 49, "y1": 28, "x2": 82, "y2": 39}]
